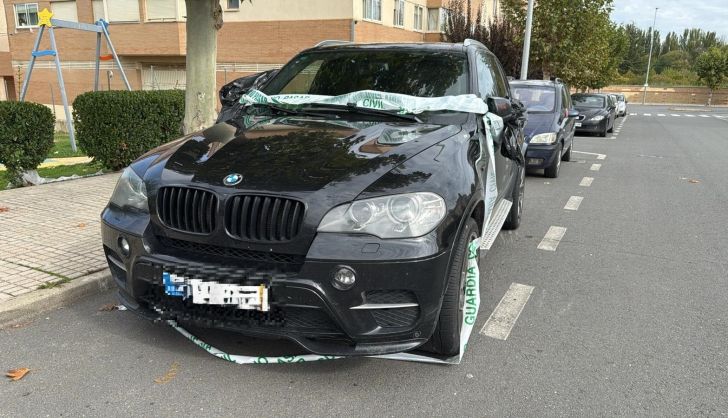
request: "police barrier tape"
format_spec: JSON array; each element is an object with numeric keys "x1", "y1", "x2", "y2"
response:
[{"x1": 166, "y1": 92, "x2": 503, "y2": 365}]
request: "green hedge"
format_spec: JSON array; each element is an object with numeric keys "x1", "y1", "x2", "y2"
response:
[
  {"x1": 73, "y1": 90, "x2": 185, "y2": 170},
  {"x1": 0, "y1": 101, "x2": 55, "y2": 186}
]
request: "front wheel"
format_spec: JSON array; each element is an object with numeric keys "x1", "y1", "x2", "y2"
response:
[
  {"x1": 421, "y1": 217, "x2": 479, "y2": 356},
  {"x1": 544, "y1": 144, "x2": 562, "y2": 178},
  {"x1": 562, "y1": 140, "x2": 573, "y2": 162}
]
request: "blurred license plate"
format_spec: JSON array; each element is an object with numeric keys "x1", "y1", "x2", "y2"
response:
[
  {"x1": 163, "y1": 272, "x2": 269, "y2": 311},
  {"x1": 575, "y1": 122, "x2": 582, "y2": 127}
]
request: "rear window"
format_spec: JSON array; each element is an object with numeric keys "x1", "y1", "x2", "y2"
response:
[
  {"x1": 263, "y1": 49, "x2": 470, "y2": 97},
  {"x1": 512, "y1": 86, "x2": 556, "y2": 113},
  {"x1": 572, "y1": 95, "x2": 605, "y2": 108}
]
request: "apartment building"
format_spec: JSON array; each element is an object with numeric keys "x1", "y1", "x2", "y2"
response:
[{"x1": 0, "y1": 0, "x2": 501, "y2": 112}]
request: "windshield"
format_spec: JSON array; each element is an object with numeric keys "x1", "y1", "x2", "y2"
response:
[
  {"x1": 572, "y1": 95, "x2": 605, "y2": 108},
  {"x1": 512, "y1": 86, "x2": 556, "y2": 113},
  {"x1": 263, "y1": 49, "x2": 470, "y2": 97}
]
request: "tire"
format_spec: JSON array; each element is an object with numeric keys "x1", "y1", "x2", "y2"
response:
[
  {"x1": 503, "y1": 165, "x2": 524, "y2": 230},
  {"x1": 608, "y1": 119, "x2": 614, "y2": 133},
  {"x1": 422, "y1": 217, "x2": 479, "y2": 356},
  {"x1": 562, "y1": 140, "x2": 572, "y2": 162},
  {"x1": 544, "y1": 144, "x2": 562, "y2": 178},
  {"x1": 599, "y1": 122, "x2": 607, "y2": 137}
]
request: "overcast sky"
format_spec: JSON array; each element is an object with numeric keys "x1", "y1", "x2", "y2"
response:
[{"x1": 611, "y1": 0, "x2": 728, "y2": 39}]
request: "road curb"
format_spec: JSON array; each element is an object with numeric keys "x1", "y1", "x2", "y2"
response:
[{"x1": 0, "y1": 270, "x2": 113, "y2": 328}]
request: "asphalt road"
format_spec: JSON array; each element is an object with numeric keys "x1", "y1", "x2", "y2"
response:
[{"x1": 2, "y1": 104, "x2": 727, "y2": 417}]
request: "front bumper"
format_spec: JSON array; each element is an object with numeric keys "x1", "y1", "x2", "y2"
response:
[
  {"x1": 524, "y1": 142, "x2": 559, "y2": 169},
  {"x1": 575, "y1": 119, "x2": 606, "y2": 133},
  {"x1": 102, "y1": 208, "x2": 454, "y2": 357}
]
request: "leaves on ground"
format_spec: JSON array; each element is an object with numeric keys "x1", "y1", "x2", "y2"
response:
[
  {"x1": 98, "y1": 304, "x2": 127, "y2": 312},
  {"x1": 154, "y1": 362, "x2": 180, "y2": 384},
  {"x1": 6, "y1": 368, "x2": 30, "y2": 381},
  {"x1": 77, "y1": 223, "x2": 87, "y2": 228},
  {"x1": 0, "y1": 206, "x2": 9, "y2": 213},
  {"x1": 688, "y1": 179, "x2": 700, "y2": 184}
]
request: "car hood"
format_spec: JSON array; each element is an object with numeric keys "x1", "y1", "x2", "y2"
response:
[
  {"x1": 138, "y1": 116, "x2": 461, "y2": 207},
  {"x1": 524, "y1": 113, "x2": 557, "y2": 140},
  {"x1": 575, "y1": 107, "x2": 606, "y2": 119}
]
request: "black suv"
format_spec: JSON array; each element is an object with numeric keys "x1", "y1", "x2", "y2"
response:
[
  {"x1": 510, "y1": 79, "x2": 578, "y2": 178},
  {"x1": 101, "y1": 40, "x2": 525, "y2": 357}
]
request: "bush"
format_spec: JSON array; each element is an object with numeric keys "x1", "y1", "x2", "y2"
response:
[
  {"x1": 0, "y1": 101, "x2": 55, "y2": 186},
  {"x1": 73, "y1": 90, "x2": 185, "y2": 170}
]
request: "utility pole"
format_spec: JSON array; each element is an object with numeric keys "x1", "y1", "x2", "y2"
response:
[
  {"x1": 642, "y1": 7, "x2": 658, "y2": 105},
  {"x1": 520, "y1": 0, "x2": 535, "y2": 80}
]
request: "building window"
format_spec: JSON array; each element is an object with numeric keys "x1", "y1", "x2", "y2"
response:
[
  {"x1": 393, "y1": 0, "x2": 404, "y2": 27},
  {"x1": 414, "y1": 5, "x2": 423, "y2": 31},
  {"x1": 51, "y1": 0, "x2": 78, "y2": 22},
  {"x1": 147, "y1": 0, "x2": 177, "y2": 21},
  {"x1": 427, "y1": 8, "x2": 438, "y2": 31},
  {"x1": 227, "y1": 0, "x2": 240, "y2": 10},
  {"x1": 362, "y1": 0, "x2": 381, "y2": 21},
  {"x1": 15, "y1": 3, "x2": 39, "y2": 28}
]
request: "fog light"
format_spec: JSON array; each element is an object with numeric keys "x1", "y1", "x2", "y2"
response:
[
  {"x1": 332, "y1": 267, "x2": 356, "y2": 290},
  {"x1": 118, "y1": 236, "x2": 130, "y2": 257}
]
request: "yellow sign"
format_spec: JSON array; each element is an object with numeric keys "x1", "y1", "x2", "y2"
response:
[{"x1": 38, "y1": 8, "x2": 53, "y2": 27}]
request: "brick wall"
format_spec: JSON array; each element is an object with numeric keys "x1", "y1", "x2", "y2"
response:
[
  {"x1": 602, "y1": 85, "x2": 728, "y2": 106},
  {"x1": 356, "y1": 20, "x2": 424, "y2": 43}
]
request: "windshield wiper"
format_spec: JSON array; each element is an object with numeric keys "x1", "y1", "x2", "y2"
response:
[{"x1": 305, "y1": 103, "x2": 422, "y2": 123}]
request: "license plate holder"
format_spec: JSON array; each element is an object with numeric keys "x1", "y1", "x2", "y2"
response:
[{"x1": 575, "y1": 122, "x2": 582, "y2": 127}]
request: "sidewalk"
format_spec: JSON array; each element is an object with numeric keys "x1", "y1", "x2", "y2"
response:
[
  {"x1": 0, "y1": 173, "x2": 119, "y2": 303},
  {"x1": 0, "y1": 156, "x2": 94, "y2": 172}
]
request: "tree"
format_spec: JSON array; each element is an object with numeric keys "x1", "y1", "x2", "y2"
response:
[
  {"x1": 695, "y1": 47, "x2": 728, "y2": 106},
  {"x1": 183, "y1": 0, "x2": 223, "y2": 134},
  {"x1": 654, "y1": 50, "x2": 690, "y2": 74}
]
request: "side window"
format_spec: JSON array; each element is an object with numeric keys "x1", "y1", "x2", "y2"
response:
[
  {"x1": 475, "y1": 51, "x2": 496, "y2": 99},
  {"x1": 486, "y1": 53, "x2": 509, "y2": 98}
]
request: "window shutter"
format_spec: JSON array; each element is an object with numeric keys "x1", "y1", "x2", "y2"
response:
[
  {"x1": 107, "y1": 0, "x2": 140, "y2": 22},
  {"x1": 51, "y1": 1, "x2": 78, "y2": 22},
  {"x1": 147, "y1": 0, "x2": 176, "y2": 21}
]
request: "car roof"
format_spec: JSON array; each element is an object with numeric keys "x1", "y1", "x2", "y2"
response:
[
  {"x1": 307, "y1": 42, "x2": 467, "y2": 54},
  {"x1": 573, "y1": 93, "x2": 607, "y2": 97}
]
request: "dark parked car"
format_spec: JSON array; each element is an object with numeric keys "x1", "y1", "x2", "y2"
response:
[
  {"x1": 101, "y1": 40, "x2": 526, "y2": 357},
  {"x1": 510, "y1": 79, "x2": 578, "y2": 178},
  {"x1": 572, "y1": 93, "x2": 616, "y2": 137}
]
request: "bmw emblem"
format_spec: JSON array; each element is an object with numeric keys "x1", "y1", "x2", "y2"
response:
[{"x1": 223, "y1": 173, "x2": 243, "y2": 186}]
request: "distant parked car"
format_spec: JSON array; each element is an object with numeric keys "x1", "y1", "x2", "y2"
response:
[
  {"x1": 614, "y1": 94, "x2": 627, "y2": 117},
  {"x1": 510, "y1": 79, "x2": 579, "y2": 178},
  {"x1": 571, "y1": 93, "x2": 616, "y2": 137}
]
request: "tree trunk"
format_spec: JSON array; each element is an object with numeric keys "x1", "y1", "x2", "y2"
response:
[
  {"x1": 183, "y1": 0, "x2": 222, "y2": 134},
  {"x1": 707, "y1": 88, "x2": 713, "y2": 107}
]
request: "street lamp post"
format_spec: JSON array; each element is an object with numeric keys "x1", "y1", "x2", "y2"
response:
[
  {"x1": 642, "y1": 7, "x2": 658, "y2": 105},
  {"x1": 520, "y1": 0, "x2": 535, "y2": 80}
]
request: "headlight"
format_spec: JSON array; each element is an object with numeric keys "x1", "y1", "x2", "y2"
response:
[
  {"x1": 590, "y1": 115, "x2": 605, "y2": 121},
  {"x1": 109, "y1": 167, "x2": 148, "y2": 212},
  {"x1": 530, "y1": 132, "x2": 557, "y2": 144},
  {"x1": 317, "y1": 192, "x2": 446, "y2": 239}
]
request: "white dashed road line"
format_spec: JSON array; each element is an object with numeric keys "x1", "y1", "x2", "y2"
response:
[
  {"x1": 671, "y1": 114, "x2": 680, "y2": 117},
  {"x1": 643, "y1": 113, "x2": 652, "y2": 116},
  {"x1": 657, "y1": 113, "x2": 666, "y2": 117},
  {"x1": 480, "y1": 283, "x2": 535, "y2": 340},
  {"x1": 573, "y1": 151, "x2": 606, "y2": 159},
  {"x1": 590, "y1": 163, "x2": 602, "y2": 171},
  {"x1": 580, "y1": 177, "x2": 594, "y2": 187},
  {"x1": 685, "y1": 114, "x2": 695, "y2": 117},
  {"x1": 564, "y1": 196, "x2": 584, "y2": 211},
  {"x1": 699, "y1": 114, "x2": 710, "y2": 118},
  {"x1": 538, "y1": 226, "x2": 567, "y2": 251}
]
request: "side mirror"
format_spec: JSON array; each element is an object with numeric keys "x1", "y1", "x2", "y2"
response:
[
  {"x1": 567, "y1": 109, "x2": 580, "y2": 118},
  {"x1": 487, "y1": 97, "x2": 515, "y2": 121}
]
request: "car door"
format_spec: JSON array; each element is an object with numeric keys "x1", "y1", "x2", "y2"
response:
[
  {"x1": 474, "y1": 49, "x2": 512, "y2": 197},
  {"x1": 560, "y1": 85, "x2": 575, "y2": 148}
]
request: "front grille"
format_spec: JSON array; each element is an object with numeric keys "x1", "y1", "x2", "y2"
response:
[
  {"x1": 157, "y1": 236, "x2": 305, "y2": 266},
  {"x1": 225, "y1": 195, "x2": 305, "y2": 242},
  {"x1": 157, "y1": 187, "x2": 217, "y2": 234}
]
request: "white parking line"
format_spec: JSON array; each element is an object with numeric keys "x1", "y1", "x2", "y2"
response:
[
  {"x1": 643, "y1": 113, "x2": 652, "y2": 116},
  {"x1": 590, "y1": 163, "x2": 601, "y2": 171},
  {"x1": 564, "y1": 196, "x2": 584, "y2": 211},
  {"x1": 573, "y1": 151, "x2": 606, "y2": 159},
  {"x1": 537, "y1": 226, "x2": 567, "y2": 251},
  {"x1": 685, "y1": 114, "x2": 695, "y2": 117},
  {"x1": 671, "y1": 114, "x2": 680, "y2": 117},
  {"x1": 480, "y1": 283, "x2": 535, "y2": 340},
  {"x1": 699, "y1": 114, "x2": 710, "y2": 118},
  {"x1": 597, "y1": 154, "x2": 606, "y2": 160},
  {"x1": 580, "y1": 177, "x2": 594, "y2": 186},
  {"x1": 629, "y1": 112, "x2": 637, "y2": 116},
  {"x1": 657, "y1": 114, "x2": 666, "y2": 117}
]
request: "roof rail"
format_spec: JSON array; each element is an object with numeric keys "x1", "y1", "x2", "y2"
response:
[
  {"x1": 550, "y1": 77, "x2": 564, "y2": 84},
  {"x1": 314, "y1": 40, "x2": 353, "y2": 48},
  {"x1": 463, "y1": 38, "x2": 488, "y2": 50}
]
